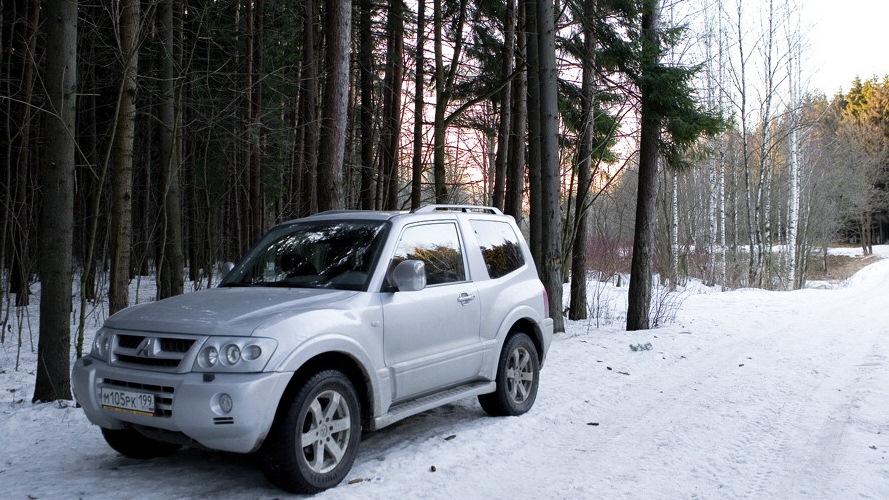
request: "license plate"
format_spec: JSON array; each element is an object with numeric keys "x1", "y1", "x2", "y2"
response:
[{"x1": 100, "y1": 387, "x2": 155, "y2": 416}]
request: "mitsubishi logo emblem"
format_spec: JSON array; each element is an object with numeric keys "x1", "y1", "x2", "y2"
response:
[{"x1": 135, "y1": 337, "x2": 159, "y2": 358}]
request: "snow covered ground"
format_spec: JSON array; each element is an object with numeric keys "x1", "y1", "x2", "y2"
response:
[{"x1": 2, "y1": 247, "x2": 888, "y2": 499}]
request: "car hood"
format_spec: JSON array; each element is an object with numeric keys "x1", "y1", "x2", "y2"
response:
[{"x1": 105, "y1": 287, "x2": 359, "y2": 336}]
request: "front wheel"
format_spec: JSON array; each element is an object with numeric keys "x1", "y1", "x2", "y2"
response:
[
  {"x1": 101, "y1": 427, "x2": 181, "y2": 459},
  {"x1": 262, "y1": 370, "x2": 362, "y2": 494},
  {"x1": 479, "y1": 332, "x2": 540, "y2": 416}
]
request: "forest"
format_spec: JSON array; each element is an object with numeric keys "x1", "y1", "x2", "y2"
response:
[{"x1": 2, "y1": 0, "x2": 888, "y2": 403}]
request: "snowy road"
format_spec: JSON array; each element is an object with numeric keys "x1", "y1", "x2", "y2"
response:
[{"x1": 2, "y1": 253, "x2": 889, "y2": 499}]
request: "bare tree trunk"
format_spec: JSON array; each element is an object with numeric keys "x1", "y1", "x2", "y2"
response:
[
  {"x1": 300, "y1": 0, "x2": 319, "y2": 216},
  {"x1": 568, "y1": 11, "x2": 595, "y2": 321},
  {"x1": 156, "y1": 0, "x2": 184, "y2": 300},
  {"x1": 504, "y1": 10, "x2": 527, "y2": 221},
  {"x1": 109, "y1": 0, "x2": 140, "y2": 315},
  {"x1": 704, "y1": 0, "x2": 719, "y2": 286},
  {"x1": 358, "y1": 0, "x2": 376, "y2": 210},
  {"x1": 411, "y1": 0, "x2": 426, "y2": 209},
  {"x1": 432, "y1": 0, "x2": 468, "y2": 203},
  {"x1": 730, "y1": 1, "x2": 756, "y2": 287},
  {"x1": 524, "y1": 0, "x2": 542, "y2": 268},
  {"x1": 536, "y1": 0, "x2": 563, "y2": 332},
  {"x1": 7, "y1": 0, "x2": 40, "y2": 308},
  {"x1": 669, "y1": 169, "x2": 679, "y2": 289},
  {"x1": 786, "y1": 8, "x2": 801, "y2": 290},
  {"x1": 244, "y1": 0, "x2": 264, "y2": 241},
  {"x1": 491, "y1": 0, "x2": 516, "y2": 211},
  {"x1": 432, "y1": 0, "x2": 447, "y2": 203},
  {"x1": 626, "y1": 0, "x2": 660, "y2": 331},
  {"x1": 34, "y1": 0, "x2": 76, "y2": 402},
  {"x1": 379, "y1": 0, "x2": 404, "y2": 210},
  {"x1": 317, "y1": 0, "x2": 351, "y2": 211}
]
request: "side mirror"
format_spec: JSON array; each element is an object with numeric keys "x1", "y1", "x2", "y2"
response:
[{"x1": 391, "y1": 260, "x2": 427, "y2": 292}]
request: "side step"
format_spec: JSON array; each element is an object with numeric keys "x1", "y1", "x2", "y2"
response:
[{"x1": 372, "y1": 381, "x2": 495, "y2": 430}]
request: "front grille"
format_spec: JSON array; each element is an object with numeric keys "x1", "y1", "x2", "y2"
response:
[
  {"x1": 116, "y1": 355, "x2": 181, "y2": 368},
  {"x1": 104, "y1": 378, "x2": 175, "y2": 418},
  {"x1": 161, "y1": 338, "x2": 194, "y2": 353},
  {"x1": 111, "y1": 333, "x2": 198, "y2": 372}
]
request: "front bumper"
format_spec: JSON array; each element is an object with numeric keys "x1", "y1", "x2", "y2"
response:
[{"x1": 72, "y1": 356, "x2": 292, "y2": 453}]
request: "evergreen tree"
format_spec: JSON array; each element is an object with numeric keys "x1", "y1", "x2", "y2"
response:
[{"x1": 624, "y1": 0, "x2": 723, "y2": 330}]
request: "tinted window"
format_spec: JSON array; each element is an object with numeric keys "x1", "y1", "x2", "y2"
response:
[
  {"x1": 470, "y1": 220, "x2": 525, "y2": 279},
  {"x1": 222, "y1": 220, "x2": 387, "y2": 291},
  {"x1": 390, "y1": 223, "x2": 465, "y2": 285}
]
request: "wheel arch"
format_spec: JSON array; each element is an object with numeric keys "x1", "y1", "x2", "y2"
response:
[
  {"x1": 481, "y1": 314, "x2": 547, "y2": 381},
  {"x1": 507, "y1": 317, "x2": 545, "y2": 364},
  {"x1": 273, "y1": 351, "x2": 375, "y2": 431}
]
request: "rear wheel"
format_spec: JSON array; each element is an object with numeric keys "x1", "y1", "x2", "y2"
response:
[
  {"x1": 262, "y1": 370, "x2": 361, "y2": 494},
  {"x1": 479, "y1": 332, "x2": 540, "y2": 416},
  {"x1": 101, "y1": 427, "x2": 181, "y2": 459}
]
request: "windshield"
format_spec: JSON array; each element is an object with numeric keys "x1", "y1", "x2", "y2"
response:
[{"x1": 221, "y1": 220, "x2": 388, "y2": 291}]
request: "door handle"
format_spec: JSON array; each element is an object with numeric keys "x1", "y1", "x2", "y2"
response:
[{"x1": 457, "y1": 292, "x2": 476, "y2": 305}]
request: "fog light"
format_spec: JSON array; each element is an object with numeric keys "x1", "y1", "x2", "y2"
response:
[{"x1": 219, "y1": 393, "x2": 233, "y2": 414}]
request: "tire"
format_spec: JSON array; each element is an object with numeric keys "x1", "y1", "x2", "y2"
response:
[
  {"x1": 479, "y1": 332, "x2": 540, "y2": 416},
  {"x1": 262, "y1": 370, "x2": 362, "y2": 494},
  {"x1": 101, "y1": 427, "x2": 181, "y2": 459}
]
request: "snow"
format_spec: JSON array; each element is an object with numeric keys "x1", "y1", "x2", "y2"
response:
[{"x1": 3, "y1": 248, "x2": 889, "y2": 499}]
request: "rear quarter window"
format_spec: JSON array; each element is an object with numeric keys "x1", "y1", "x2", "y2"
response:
[{"x1": 470, "y1": 220, "x2": 525, "y2": 279}]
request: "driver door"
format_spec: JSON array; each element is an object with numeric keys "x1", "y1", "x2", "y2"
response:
[{"x1": 382, "y1": 222, "x2": 482, "y2": 402}]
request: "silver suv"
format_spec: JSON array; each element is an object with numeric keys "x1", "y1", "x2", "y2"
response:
[{"x1": 73, "y1": 205, "x2": 553, "y2": 493}]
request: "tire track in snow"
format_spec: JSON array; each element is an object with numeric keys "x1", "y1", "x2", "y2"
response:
[{"x1": 572, "y1": 263, "x2": 889, "y2": 499}]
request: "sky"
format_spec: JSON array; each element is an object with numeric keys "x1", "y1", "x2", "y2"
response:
[
  {"x1": 804, "y1": 0, "x2": 889, "y2": 95},
  {"x1": 2, "y1": 247, "x2": 889, "y2": 498}
]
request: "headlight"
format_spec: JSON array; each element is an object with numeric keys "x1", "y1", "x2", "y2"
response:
[
  {"x1": 243, "y1": 344, "x2": 262, "y2": 361},
  {"x1": 194, "y1": 337, "x2": 276, "y2": 373},
  {"x1": 223, "y1": 344, "x2": 241, "y2": 365},
  {"x1": 91, "y1": 328, "x2": 112, "y2": 361},
  {"x1": 202, "y1": 346, "x2": 219, "y2": 367}
]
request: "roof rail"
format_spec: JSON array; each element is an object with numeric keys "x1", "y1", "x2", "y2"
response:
[
  {"x1": 309, "y1": 210, "x2": 361, "y2": 216},
  {"x1": 413, "y1": 204, "x2": 503, "y2": 215}
]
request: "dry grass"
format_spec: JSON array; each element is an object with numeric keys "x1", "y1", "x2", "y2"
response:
[{"x1": 805, "y1": 253, "x2": 880, "y2": 282}]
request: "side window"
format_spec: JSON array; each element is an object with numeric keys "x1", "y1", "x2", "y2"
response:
[
  {"x1": 470, "y1": 220, "x2": 525, "y2": 279},
  {"x1": 391, "y1": 223, "x2": 466, "y2": 285}
]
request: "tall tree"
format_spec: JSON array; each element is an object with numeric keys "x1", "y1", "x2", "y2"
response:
[
  {"x1": 108, "y1": 0, "x2": 140, "y2": 315},
  {"x1": 536, "y1": 0, "x2": 564, "y2": 332},
  {"x1": 411, "y1": 0, "x2": 427, "y2": 209},
  {"x1": 358, "y1": 0, "x2": 376, "y2": 210},
  {"x1": 244, "y1": 0, "x2": 265, "y2": 242},
  {"x1": 626, "y1": 0, "x2": 723, "y2": 327},
  {"x1": 626, "y1": 0, "x2": 661, "y2": 331},
  {"x1": 34, "y1": 0, "x2": 77, "y2": 402},
  {"x1": 156, "y1": 0, "x2": 184, "y2": 299},
  {"x1": 5, "y1": 0, "x2": 40, "y2": 308},
  {"x1": 491, "y1": 0, "x2": 516, "y2": 211},
  {"x1": 298, "y1": 0, "x2": 320, "y2": 216},
  {"x1": 316, "y1": 0, "x2": 351, "y2": 211},
  {"x1": 379, "y1": 0, "x2": 405, "y2": 210},
  {"x1": 504, "y1": 4, "x2": 527, "y2": 220},
  {"x1": 524, "y1": 0, "x2": 543, "y2": 266},
  {"x1": 568, "y1": 2, "x2": 597, "y2": 320},
  {"x1": 785, "y1": 6, "x2": 801, "y2": 289},
  {"x1": 432, "y1": 0, "x2": 468, "y2": 202}
]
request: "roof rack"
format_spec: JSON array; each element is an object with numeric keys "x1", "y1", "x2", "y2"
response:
[{"x1": 412, "y1": 204, "x2": 503, "y2": 215}]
